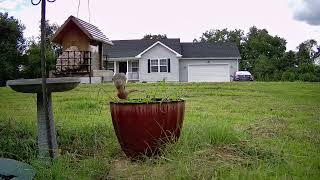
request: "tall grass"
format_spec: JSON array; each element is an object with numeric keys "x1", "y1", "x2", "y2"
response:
[{"x1": 0, "y1": 82, "x2": 319, "y2": 179}]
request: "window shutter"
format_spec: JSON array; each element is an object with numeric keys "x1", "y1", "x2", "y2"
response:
[
  {"x1": 167, "y1": 58, "x2": 171, "y2": 73},
  {"x1": 148, "y1": 59, "x2": 150, "y2": 73}
]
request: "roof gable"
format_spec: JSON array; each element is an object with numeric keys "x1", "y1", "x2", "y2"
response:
[
  {"x1": 136, "y1": 41, "x2": 182, "y2": 58},
  {"x1": 51, "y1": 16, "x2": 113, "y2": 45}
]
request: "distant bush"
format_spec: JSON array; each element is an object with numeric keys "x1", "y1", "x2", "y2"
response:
[
  {"x1": 273, "y1": 70, "x2": 283, "y2": 81},
  {"x1": 298, "y1": 73, "x2": 318, "y2": 82},
  {"x1": 281, "y1": 70, "x2": 296, "y2": 82}
]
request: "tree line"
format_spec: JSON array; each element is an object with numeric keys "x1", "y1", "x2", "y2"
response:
[
  {"x1": 0, "y1": 12, "x2": 59, "y2": 86},
  {"x1": 1, "y1": 12, "x2": 319, "y2": 86},
  {"x1": 194, "y1": 27, "x2": 320, "y2": 82}
]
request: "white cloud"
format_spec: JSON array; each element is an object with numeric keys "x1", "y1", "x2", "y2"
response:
[
  {"x1": 0, "y1": 0, "x2": 26, "y2": 11},
  {"x1": 289, "y1": 0, "x2": 320, "y2": 25}
]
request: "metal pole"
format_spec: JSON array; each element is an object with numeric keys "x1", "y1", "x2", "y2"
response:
[
  {"x1": 40, "y1": 0, "x2": 55, "y2": 159},
  {"x1": 32, "y1": 0, "x2": 57, "y2": 160}
]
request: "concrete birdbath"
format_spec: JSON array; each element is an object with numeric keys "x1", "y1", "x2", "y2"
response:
[{"x1": 7, "y1": 77, "x2": 80, "y2": 159}]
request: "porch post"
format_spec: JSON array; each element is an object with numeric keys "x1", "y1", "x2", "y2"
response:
[
  {"x1": 127, "y1": 60, "x2": 129, "y2": 78},
  {"x1": 99, "y1": 42, "x2": 103, "y2": 69},
  {"x1": 114, "y1": 61, "x2": 116, "y2": 74}
]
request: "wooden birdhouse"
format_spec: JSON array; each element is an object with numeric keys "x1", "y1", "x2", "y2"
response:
[{"x1": 51, "y1": 16, "x2": 113, "y2": 82}]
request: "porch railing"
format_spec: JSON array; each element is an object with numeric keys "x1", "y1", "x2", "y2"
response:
[{"x1": 126, "y1": 72, "x2": 139, "y2": 80}]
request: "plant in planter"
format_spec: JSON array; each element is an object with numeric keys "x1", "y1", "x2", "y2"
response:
[{"x1": 110, "y1": 74, "x2": 185, "y2": 158}]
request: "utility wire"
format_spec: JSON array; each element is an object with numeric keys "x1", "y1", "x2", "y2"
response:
[
  {"x1": 77, "y1": 0, "x2": 81, "y2": 17},
  {"x1": 87, "y1": 0, "x2": 91, "y2": 23}
]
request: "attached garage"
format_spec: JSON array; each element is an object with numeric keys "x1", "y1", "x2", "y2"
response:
[{"x1": 188, "y1": 64, "x2": 230, "y2": 82}]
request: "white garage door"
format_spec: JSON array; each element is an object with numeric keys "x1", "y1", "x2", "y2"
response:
[{"x1": 188, "y1": 64, "x2": 230, "y2": 82}]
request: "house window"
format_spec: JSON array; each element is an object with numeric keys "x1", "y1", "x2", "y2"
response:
[
  {"x1": 131, "y1": 61, "x2": 139, "y2": 72},
  {"x1": 150, "y1": 59, "x2": 168, "y2": 73},
  {"x1": 106, "y1": 61, "x2": 114, "y2": 72},
  {"x1": 159, "y1": 59, "x2": 168, "y2": 72},
  {"x1": 150, "y1": 59, "x2": 159, "y2": 72}
]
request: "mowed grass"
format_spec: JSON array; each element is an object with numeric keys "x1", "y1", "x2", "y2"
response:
[{"x1": 0, "y1": 82, "x2": 319, "y2": 179}]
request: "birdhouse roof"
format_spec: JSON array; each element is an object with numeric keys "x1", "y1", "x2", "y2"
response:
[{"x1": 51, "y1": 15, "x2": 113, "y2": 46}]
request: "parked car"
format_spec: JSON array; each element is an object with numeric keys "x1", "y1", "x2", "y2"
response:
[{"x1": 233, "y1": 71, "x2": 254, "y2": 81}]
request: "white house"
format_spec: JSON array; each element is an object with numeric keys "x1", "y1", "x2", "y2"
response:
[
  {"x1": 51, "y1": 16, "x2": 241, "y2": 83},
  {"x1": 104, "y1": 39, "x2": 241, "y2": 82}
]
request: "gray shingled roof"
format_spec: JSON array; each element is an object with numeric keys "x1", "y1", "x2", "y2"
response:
[
  {"x1": 104, "y1": 39, "x2": 181, "y2": 58},
  {"x1": 181, "y1": 42, "x2": 240, "y2": 58},
  {"x1": 104, "y1": 39, "x2": 240, "y2": 58}
]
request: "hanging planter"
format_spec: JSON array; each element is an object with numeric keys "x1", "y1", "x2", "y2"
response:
[{"x1": 110, "y1": 99, "x2": 185, "y2": 158}]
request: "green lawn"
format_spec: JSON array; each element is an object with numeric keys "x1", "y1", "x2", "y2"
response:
[{"x1": 0, "y1": 82, "x2": 319, "y2": 179}]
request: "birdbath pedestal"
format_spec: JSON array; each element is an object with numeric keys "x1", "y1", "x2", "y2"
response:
[{"x1": 7, "y1": 77, "x2": 80, "y2": 159}]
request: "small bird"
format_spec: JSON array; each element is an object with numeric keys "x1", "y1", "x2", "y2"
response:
[{"x1": 112, "y1": 73, "x2": 138, "y2": 99}]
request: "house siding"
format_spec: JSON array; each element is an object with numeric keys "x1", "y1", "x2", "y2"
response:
[
  {"x1": 140, "y1": 44, "x2": 180, "y2": 82},
  {"x1": 179, "y1": 59, "x2": 239, "y2": 82}
]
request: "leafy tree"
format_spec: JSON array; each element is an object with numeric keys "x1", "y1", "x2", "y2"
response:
[
  {"x1": 22, "y1": 40, "x2": 56, "y2": 78},
  {"x1": 275, "y1": 50, "x2": 296, "y2": 72},
  {"x1": 43, "y1": 20, "x2": 60, "y2": 50},
  {"x1": 197, "y1": 28, "x2": 244, "y2": 48},
  {"x1": 281, "y1": 69, "x2": 297, "y2": 82},
  {"x1": 241, "y1": 26, "x2": 287, "y2": 71},
  {"x1": 142, "y1": 34, "x2": 167, "y2": 40},
  {"x1": 296, "y1": 39, "x2": 318, "y2": 65},
  {"x1": 196, "y1": 27, "x2": 319, "y2": 82},
  {"x1": 195, "y1": 27, "x2": 287, "y2": 73},
  {"x1": 251, "y1": 55, "x2": 276, "y2": 81},
  {"x1": 0, "y1": 12, "x2": 26, "y2": 85},
  {"x1": 22, "y1": 21, "x2": 60, "y2": 78}
]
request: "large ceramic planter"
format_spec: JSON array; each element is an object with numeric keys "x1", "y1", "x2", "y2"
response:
[{"x1": 110, "y1": 99, "x2": 185, "y2": 158}]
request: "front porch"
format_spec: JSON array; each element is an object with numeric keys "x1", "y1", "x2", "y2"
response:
[{"x1": 105, "y1": 59, "x2": 139, "y2": 81}]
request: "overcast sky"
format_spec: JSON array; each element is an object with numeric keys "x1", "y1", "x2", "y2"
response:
[{"x1": 0, "y1": 0, "x2": 319, "y2": 51}]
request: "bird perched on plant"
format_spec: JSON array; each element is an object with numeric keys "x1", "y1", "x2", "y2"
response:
[{"x1": 112, "y1": 73, "x2": 138, "y2": 99}]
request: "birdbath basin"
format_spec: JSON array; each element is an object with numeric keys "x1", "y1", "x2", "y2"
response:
[
  {"x1": 7, "y1": 77, "x2": 81, "y2": 159},
  {"x1": 7, "y1": 78, "x2": 80, "y2": 93}
]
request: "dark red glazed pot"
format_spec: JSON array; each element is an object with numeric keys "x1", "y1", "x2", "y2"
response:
[{"x1": 110, "y1": 99, "x2": 185, "y2": 158}]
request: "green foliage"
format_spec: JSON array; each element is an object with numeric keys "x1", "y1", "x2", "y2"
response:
[
  {"x1": 276, "y1": 51, "x2": 297, "y2": 71},
  {"x1": 0, "y1": 119, "x2": 36, "y2": 162},
  {"x1": 22, "y1": 40, "x2": 56, "y2": 78},
  {"x1": 21, "y1": 21, "x2": 60, "y2": 78},
  {"x1": 198, "y1": 28, "x2": 244, "y2": 48},
  {"x1": 0, "y1": 13, "x2": 61, "y2": 82},
  {"x1": 251, "y1": 55, "x2": 276, "y2": 81},
  {"x1": 298, "y1": 73, "x2": 318, "y2": 82},
  {"x1": 198, "y1": 27, "x2": 320, "y2": 82},
  {"x1": 0, "y1": 12, "x2": 26, "y2": 85},
  {"x1": 241, "y1": 26, "x2": 287, "y2": 72},
  {"x1": 281, "y1": 70, "x2": 296, "y2": 82},
  {"x1": 142, "y1": 34, "x2": 167, "y2": 40}
]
